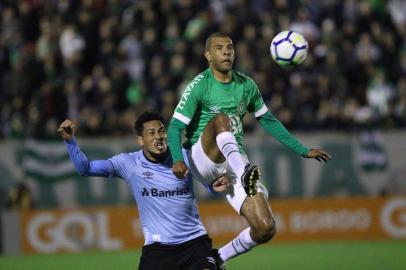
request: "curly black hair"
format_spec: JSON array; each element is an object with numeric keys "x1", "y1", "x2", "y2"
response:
[{"x1": 134, "y1": 112, "x2": 165, "y2": 135}]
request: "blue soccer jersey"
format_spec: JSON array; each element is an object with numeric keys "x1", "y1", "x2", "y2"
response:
[{"x1": 65, "y1": 139, "x2": 207, "y2": 245}]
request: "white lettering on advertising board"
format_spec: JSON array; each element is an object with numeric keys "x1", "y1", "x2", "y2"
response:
[
  {"x1": 289, "y1": 209, "x2": 371, "y2": 233},
  {"x1": 27, "y1": 211, "x2": 122, "y2": 253},
  {"x1": 381, "y1": 198, "x2": 406, "y2": 238}
]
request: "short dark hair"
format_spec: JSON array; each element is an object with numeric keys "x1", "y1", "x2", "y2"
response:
[
  {"x1": 205, "y1": 32, "x2": 231, "y2": 52},
  {"x1": 134, "y1": 111, "x2": 165, "y2": 135}
]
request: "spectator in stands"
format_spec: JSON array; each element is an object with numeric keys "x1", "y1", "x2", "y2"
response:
[
  {"x1": 0, "y1": 0, "x2": 404, "y2": 139},
  {"x1": 5, "y1": 183, "x2": 34, "y2": 211}
]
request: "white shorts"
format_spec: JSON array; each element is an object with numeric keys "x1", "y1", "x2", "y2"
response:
[{"x1": 186, "y1": 137, "x2": 268, "y2": 214}]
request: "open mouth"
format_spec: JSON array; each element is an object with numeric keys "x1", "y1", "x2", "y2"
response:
[{"x1": 155, "y1": 141, "x2": 166, "y2": 150}]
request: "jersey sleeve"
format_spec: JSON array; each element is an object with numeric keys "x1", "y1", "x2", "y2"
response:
[
  {"x1": 168, "y1": 118, "x2": 187, "y2": 163},
  {"x1": 173, "y1": 74, "x2": 205, "y2": 125},
  {"x1": 246, "y1": 78, "x2": 268, "y2": 117},
  {"x1": 65, "y1": 139, "x2": 115, "y2": 178},
  {"x1": 108, "y1": 153, "x2": 129, "y2": 180},
  {"x1": 257, "y1": 111, "x2": 310, "y2": 157}
]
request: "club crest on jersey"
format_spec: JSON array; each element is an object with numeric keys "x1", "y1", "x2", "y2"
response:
[{"x1": 237, "y1": 100, "x2": 246, "y2": 115}]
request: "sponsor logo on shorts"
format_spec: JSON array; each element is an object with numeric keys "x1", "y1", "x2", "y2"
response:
[{"x1": 207, "y1": 256, "x2": 216, "y2": 264}]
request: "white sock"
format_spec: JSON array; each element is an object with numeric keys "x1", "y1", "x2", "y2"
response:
[
  {"x1": 219, "y1": 227, "x2": 258, "y2": 262},
  {"x1": 216, "y1": 132, "x2": 247, "y2": 179}
]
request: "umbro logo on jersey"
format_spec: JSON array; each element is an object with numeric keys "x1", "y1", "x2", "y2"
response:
[
  {"x1": 141, "y1": 184, "x2": 190, "y2": 197},
  {"x1": 142, "y1": 171, "x2": 154, "y2": 179},
  {"x1": 209, "y1": 106, "x2": 221, "y2": 113}
]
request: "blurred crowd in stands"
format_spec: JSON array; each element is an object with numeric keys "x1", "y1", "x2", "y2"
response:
[{"x1": 0, "y1": 0, "x2": 405, "y2": 139}]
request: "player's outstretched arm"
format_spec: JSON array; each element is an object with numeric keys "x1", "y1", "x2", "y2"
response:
[
  {"x1": 58, "y1": 120, "x2": 115, "y2": 177},
  {"x1": 257, "y1": 112, "x2": 332, "y2": 162},
  {"x1": 257, "y1": 111, "x2": 310, "y2": 156},
  {"x1": 167, "y1": 118, "x2": 189, "y2": 178},
  {"x1": 257, "y1": 111, "x2": 332, "y2": 162}
]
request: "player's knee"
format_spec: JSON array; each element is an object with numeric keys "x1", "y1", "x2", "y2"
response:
[
  {"x1": 252, "y1": 216, "x2": 276, "y2": 243},
  {"x1": 265, "y1": 217, "x2": 277, "y2": 241}
]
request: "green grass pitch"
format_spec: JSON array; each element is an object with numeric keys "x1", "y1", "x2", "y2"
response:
[{"x1": 1, "y1": 240, "x2": 406, "y2": 270}]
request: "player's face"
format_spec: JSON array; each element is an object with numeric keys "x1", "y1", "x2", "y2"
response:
[
  {"x1": 138, "y1": 120, "x2": 168, "y2": 161},
  {"x1": 206, "y1": 37, "x2": 235, "y2": 73}
]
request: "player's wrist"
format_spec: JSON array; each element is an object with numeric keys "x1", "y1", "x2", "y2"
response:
[
  {"x1": 64, "y1": 137, "x2": 76, "y2": 144},
  {"x1": 301, "y1": 148, "x2": 310, "y2": 158}
]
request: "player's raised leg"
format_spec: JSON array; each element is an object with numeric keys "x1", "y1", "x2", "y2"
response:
[{"x1": 200, "y1": 113, "x2": 260, "y2": 195}]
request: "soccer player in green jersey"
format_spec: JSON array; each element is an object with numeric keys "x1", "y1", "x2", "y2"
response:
[{"x1": 167, "y1": 32, "x2": 332, "y2": 268}]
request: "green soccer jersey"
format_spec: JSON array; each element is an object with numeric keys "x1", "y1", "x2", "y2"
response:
[{"x1": 173, "y1": 68, "x2": 268, "y2": 152}]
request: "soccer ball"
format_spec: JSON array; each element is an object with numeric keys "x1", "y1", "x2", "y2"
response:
[{"x1": 270, "y1": 31, "x2": 308, "y2": 67}]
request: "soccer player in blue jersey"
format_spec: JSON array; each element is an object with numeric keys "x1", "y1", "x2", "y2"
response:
[
  {"x1": 168, "y1": 32, "x2": 332, "y2": 268},
  {"x1": 58, "y1": 112, "x2": 229, "y2": 270}
]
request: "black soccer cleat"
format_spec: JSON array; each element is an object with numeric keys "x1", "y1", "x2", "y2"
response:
[
  {"x1": 241, "y1": 164, "x2": 260, "y2": 197},
  {"x1": 212, "y1": 248, "x2": 226, "y2": 270}
]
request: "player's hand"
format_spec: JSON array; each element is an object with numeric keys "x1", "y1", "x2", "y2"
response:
[
  {"x1": 172, "y1": 161, "x2": 189, "y2": 179},
  {"x1": 57, "y1": 119, "x2": 75, "y2": 141},
  {"x1": 211, "y1": 175, "x2": 229, "y2": 193},
  {"x1": 306, "y1": 149, "x2": 332, "y2": 163}
]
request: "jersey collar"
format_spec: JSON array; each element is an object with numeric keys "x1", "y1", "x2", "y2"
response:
[
  {"x1": 208, "y1": 67, "x2": 235, "y2": 85},
  {"x1": 140, "y1": 150, "x2": 171, "y2": 166}
]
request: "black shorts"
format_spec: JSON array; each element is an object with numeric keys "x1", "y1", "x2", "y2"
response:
[{"x1": 138, "y1": 234, "x2": 216, "y2": 270}]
